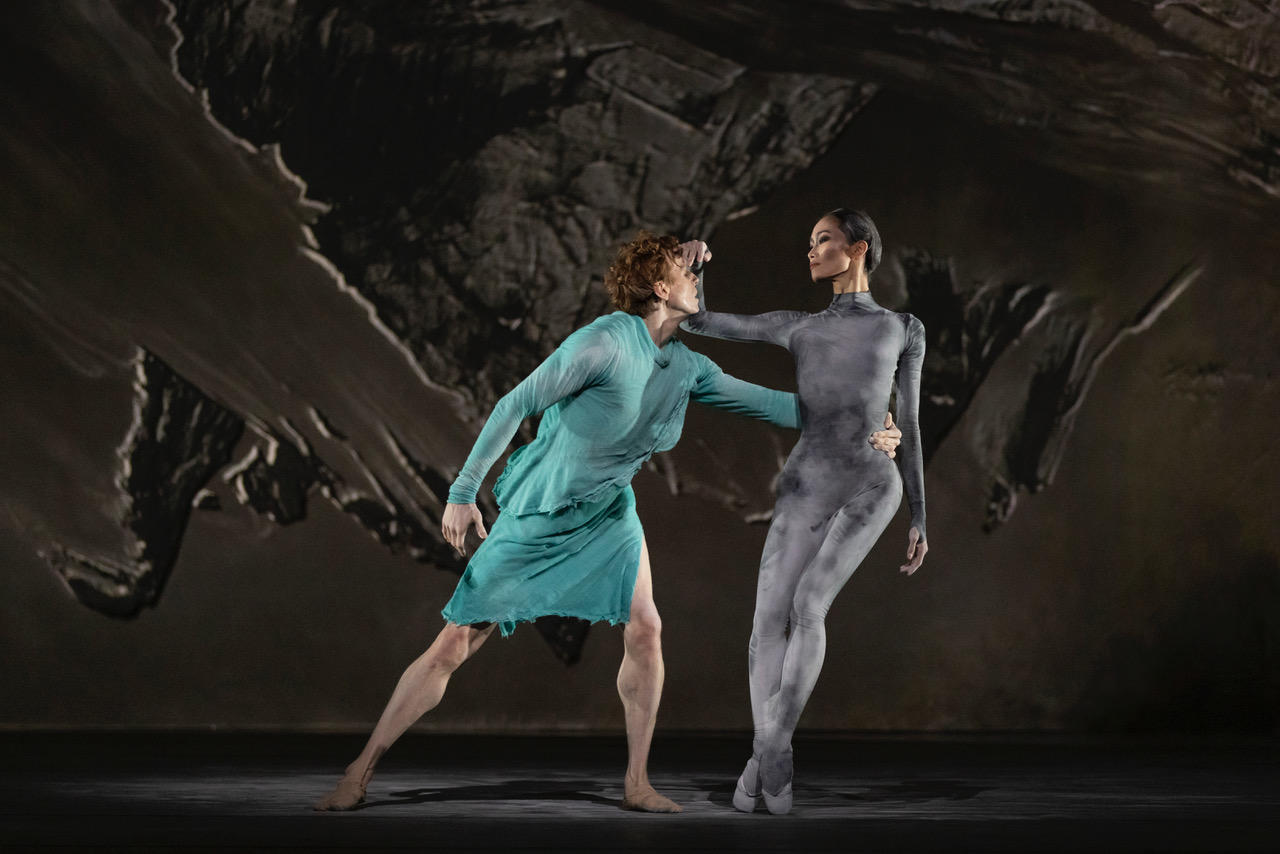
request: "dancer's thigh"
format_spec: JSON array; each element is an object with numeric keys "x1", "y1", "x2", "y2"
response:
[
  {"x1": 754, "y1": 498, "x2": 833, "y2": 629},
  {"x1": 792, "y1": 480, "x2": 901, "y2": 619},
  {"x1": 629, "y1": 535, "x2": 658, "y2": 625}
]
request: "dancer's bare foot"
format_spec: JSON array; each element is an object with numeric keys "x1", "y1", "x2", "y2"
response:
[
  {"x1": 313, "y1": 776, "x2": 367, "y2": 811},
  {"x1": 622, "y1": 781, "x2": 682, "y2": 813}
]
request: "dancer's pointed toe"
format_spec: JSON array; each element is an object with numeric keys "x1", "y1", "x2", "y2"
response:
[
  {"x1": 762, "y1": 781, "x2": 792, "y2": 815},
  {"x1": 732, "y1": 755, "x2": 762, "y2": 813},
  {"x1": 759, "y1": 748, "x2": 794, "y2": 815}
]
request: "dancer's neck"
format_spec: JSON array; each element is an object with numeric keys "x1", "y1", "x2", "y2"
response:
[
  {"x1": 642, "y1": 305, "x2": 687, "y2": 348},
  {"x1": 830, "y1": 267, "x2": 870, "y2": 294}
]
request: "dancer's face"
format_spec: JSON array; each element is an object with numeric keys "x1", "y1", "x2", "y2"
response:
[
  {"x1": 656, "y1": 253, "x2": 700, "y2": 315},
  {"x1": 808, "y1": 216, "x2": 866, "y2": 281}
]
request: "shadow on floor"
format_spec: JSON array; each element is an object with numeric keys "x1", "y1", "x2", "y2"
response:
[
  {"x1": 837, "y1": 778, "x2": 989, "y2": 801},
  {"x1": 378, "y1": 778, "x2": 623, "y2": 809}
]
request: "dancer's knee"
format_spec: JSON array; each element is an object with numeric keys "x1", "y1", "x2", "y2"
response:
[
  {"x1": 427, "y1": 624, "x2": 474, "y2": 673},
  {"x1": 624, "y1": 609, "x2": 662, "y2": 657},
  {"x1": 752, "y1": 600, "x2": 791, "y2": 639},
  {"x1": 789, "y1": 598, "x2": 830, "y2": 633}
]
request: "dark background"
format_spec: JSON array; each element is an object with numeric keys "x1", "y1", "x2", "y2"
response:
[{"x1": 1, "y1": 0, "x2": 1276, "y2": 734}]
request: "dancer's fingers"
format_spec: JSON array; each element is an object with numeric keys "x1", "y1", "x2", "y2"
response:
[
  {"x1": 901, "y1": 528, "x2": 919, "y2": 567},
  {"x1": 681, "y1": 240, "x2": 710, "y2": 267},
  {"x1": 679, "y1": 240, "x2": 702, "y2": 269},
  {"x1": 868, "y1": 430, "x2": 900, "y2": 456},
  {"x1": 901, "y1": 536, "x2": 927, "y2": 574},
  {"x1": 879, "y1": 431, "x2": 902, "y2": 449},
  {"x1": 875, "y1": 412, "x2": 902, "y2": 443},
  {"x1": 442, "y1": 502, "x2": 482, "y2": 556}
]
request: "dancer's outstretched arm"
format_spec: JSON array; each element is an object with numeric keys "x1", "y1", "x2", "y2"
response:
[
  {"x1": 677, "y1": 242, "x2": 900, "y2": 457},
  {"x1": 895, "y1": 316, "x2": 929, "y2": 573},
  {"x1": 674, "y1": 240, "x2": 803, "y2": 347},
  {"x1": 689, "y1": 352, "x2": 801, "y2": 430},
  {"x1": 680, "y1": 268, "x2": 806, "y2": 347},
  {"x1": 447, "y1": 324, "x2": 618, "y2": 506}
]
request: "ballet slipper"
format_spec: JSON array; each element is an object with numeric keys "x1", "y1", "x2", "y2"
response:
[
  {"x1": 732, "y1": 754, "x2": 762, "y2": 813},
  {"x1": 760, "y1": 748, "x2": 793, "y2": 816}
]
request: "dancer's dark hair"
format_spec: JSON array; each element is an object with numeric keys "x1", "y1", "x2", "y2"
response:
[{"x1": 826, "y1": 208, "x2": 881, "y2": 274}]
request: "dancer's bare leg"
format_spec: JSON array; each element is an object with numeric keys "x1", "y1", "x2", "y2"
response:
[
  {"x1": 617, "y1": 537, "x2": 681, "y2": 813},
  {"x1": 314, "y1": 621, "x2": 496, "y2": 810}
]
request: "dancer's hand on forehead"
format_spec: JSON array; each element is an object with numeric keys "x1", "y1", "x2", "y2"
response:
[
  {"x1": 442, "y1": 502, "x2": 488, "y2": 557},
  {"x1": 678, "y1": 239, "x2": 712, "y2": 270}
]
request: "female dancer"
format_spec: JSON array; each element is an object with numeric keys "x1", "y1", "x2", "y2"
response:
[
  {"x1": 681, "y1": 209, "x2": 928, "y2": 814},
  {"x1": 314, "y1": 231, "x2": 814, "y2": 814}
]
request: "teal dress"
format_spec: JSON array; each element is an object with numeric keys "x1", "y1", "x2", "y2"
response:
[{"x1": 443, "y1": 311, "x2": 800, "y2": 636}]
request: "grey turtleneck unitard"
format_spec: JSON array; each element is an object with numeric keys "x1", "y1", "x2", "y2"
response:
[{"x1": 682, "y1": 287, "x2": 926, "y2": 780}]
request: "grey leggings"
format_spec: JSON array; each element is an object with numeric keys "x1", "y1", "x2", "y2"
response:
[
  {"x1": 750, "y1": 466, "x2": 901, "y2": 757},
  {"x1": 683, "y1": 289, "x2": 927, "y2": 766}
]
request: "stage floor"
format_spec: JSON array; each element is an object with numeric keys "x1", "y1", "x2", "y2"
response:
[{"x1": 2, "y1": 732, "x2": 1276, "y2": 852}]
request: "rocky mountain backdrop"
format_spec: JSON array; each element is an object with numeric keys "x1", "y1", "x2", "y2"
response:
[{"x1": 1, "y1": 0, "x2": 1276, "y2": 732}]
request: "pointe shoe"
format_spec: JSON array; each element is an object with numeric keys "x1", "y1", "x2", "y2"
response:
[
  {"x1": 313, "y1": 777, "x2": 366, "y2": 811},
  {"x1": 732, "y1": 755, "x2": 761, "y2": 813},
  {"x1": 762, "y1": 781, "x2": 792, "y2": 815},
  {"x1": 760, "y1": 749, "x2": 793, "y2": 816}
]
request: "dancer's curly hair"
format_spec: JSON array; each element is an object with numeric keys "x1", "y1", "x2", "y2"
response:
[{"x1": 604, "y1": 230, "x2": 681, "y2": 316}]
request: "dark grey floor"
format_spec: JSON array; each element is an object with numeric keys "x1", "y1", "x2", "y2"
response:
[{"x1": 1, "y1": 732, "x2": 1276, "y2": 852}]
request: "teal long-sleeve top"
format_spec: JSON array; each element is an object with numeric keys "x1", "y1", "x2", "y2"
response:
[{"x1": 448, "y1": 311, "x2": 801, "y2": 515}]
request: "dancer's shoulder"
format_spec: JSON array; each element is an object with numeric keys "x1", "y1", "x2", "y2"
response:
[
  {"x1": 894, "y1": 312, "x2": 926, "y2": 354},
  {"x1": 551, "y1": 314, "x2": 630, "y2": 370},
  {"x1": 567, "y1": 312, "x2": 629, "y2": 346},
  {"x1": 896, "y1": 311, "x2": 925, "y2": 334}
]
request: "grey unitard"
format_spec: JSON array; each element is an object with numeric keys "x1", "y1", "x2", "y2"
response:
[{"x1": 682, "y1": 289, "x2": 926, "y2": 766}]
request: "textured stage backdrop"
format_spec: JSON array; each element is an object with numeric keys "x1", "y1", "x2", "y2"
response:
[{"x1": 1, "y1": 1, "x2": 1277, "y2": 732}]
